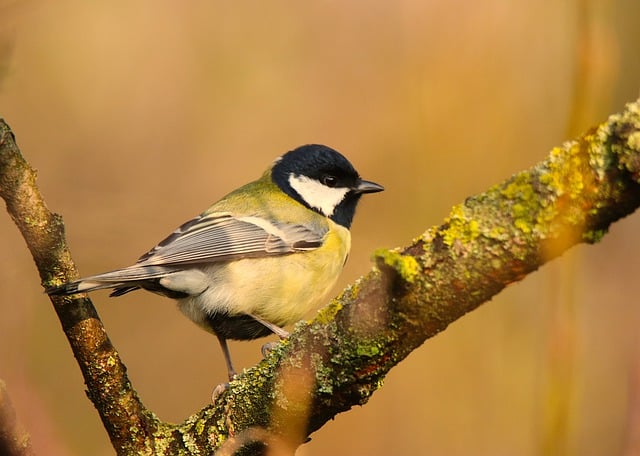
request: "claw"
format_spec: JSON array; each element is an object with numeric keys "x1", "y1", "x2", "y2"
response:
[
  {"x1": 211, "y1": 382, "x2": 230, "y2": 403},
  {"x1": 261, "y1": 341, "x2": 279, "y2": 358}
]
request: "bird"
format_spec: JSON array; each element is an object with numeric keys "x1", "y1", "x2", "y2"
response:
[{"x1": 46, "y1": 144, "x2": 384, "y2": 380}]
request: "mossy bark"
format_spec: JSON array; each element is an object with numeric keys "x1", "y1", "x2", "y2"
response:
[{"x1": 1, "y1": 98, "x2": 639, "y2": 454}]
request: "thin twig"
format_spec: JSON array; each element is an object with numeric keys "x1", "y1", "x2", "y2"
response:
[{"x1": 0, "y1": 379, "x2": 34, "y2": 456}]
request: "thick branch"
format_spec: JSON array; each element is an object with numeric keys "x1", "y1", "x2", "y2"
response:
[
  {"x1": 1, "y1": 98, "x2": 639, "y2": 454},
  {"x1": 187, "y1": 99, "x2": 640, "y2": 453},
  {"x1": 0, "y1": 123, "x2": 160, "y2": 454}
]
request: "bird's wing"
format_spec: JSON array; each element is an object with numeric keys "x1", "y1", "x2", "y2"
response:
[
  {"x1": 45, "y1": 212, "x2": 328, "y2": 297},
  {"x1": 135, "y1": 212, "x2": 327, "y2": 266}
]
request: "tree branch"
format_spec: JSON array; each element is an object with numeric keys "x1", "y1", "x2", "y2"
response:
[
  {"x1": 1, "y1": 98, "x2": 639, "y2": 454},
  {"x1": 0, "y1": 122, "x2": 160, "y2": 454}
]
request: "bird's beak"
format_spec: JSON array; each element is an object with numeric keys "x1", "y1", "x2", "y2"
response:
[{"x1": 355, "y1": 179, "x2": 384, "y2": 194}]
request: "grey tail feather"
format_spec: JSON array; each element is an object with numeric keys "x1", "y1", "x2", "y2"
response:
[
  {"x1": 45, "y1": 281, "x2": 82, "y2": 296},
  {"x1": 45, "y1": 280, "x2": 130, "y2": 296},
  {"x1": 110, "y1": 286, "x2": 141, "y2": 297}
]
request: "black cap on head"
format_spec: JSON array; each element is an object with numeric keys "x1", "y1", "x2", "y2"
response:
[
  {"x1": 274, "y1": 144, "x2": 358, "y2": 184},
  {"x1": 272, "y1": 144, "x2": 383, "y2": 228}
]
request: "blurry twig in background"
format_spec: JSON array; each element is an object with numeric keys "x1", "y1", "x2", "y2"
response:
[
  {"x1": 0, "y1": 16, "x2": 15, "y2": 91},
  {"x1": 566, "y1": 0, "x2": 619, "y2": 137},
  {"x1": 0, "y1": 379, "x2": 33, "y2": 456},
  {"x1": 540, "y1": 2, "x2": 597, "y2": 454},
  {"x1": 0, "y1": 39, "x2": 11, "y2": 90},
  {"x1": 541, "y1": 2, "x2": 621, "y2": 453},
  {"x1": 624, "y1": 349, "x2": 640, "y2": 456},
  {"x1": 1, "y1": 97, "x2": 640, "y2": 455}
]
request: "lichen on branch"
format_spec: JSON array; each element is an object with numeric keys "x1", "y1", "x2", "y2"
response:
[{"x1": 1, "y1": 98, "x2": 639, "y2": 455}]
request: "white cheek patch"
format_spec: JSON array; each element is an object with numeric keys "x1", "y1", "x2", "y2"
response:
[{"x1": 288, "y1": 174, "x2": 349, "y2": 217}]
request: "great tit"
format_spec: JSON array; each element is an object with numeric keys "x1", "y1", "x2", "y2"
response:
[{"x1": 47, "y1": 144, "x2": 383, "y2": 379}]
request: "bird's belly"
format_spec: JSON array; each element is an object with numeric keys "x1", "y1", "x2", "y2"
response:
[
  {"x1": 177, "y1": 223, "x2": 350, "y2": 337},
  {"x1": 202, "y1": 254, "x2": 342, "y2": 325}
]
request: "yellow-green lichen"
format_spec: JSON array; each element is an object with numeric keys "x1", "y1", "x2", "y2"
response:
[
  {"x1": 487, "y1": 225, "x2": 509, "y2": 241},
  {"x1": 314, "y1": 299, "x2": 344, "y2": 325},
  {"x1": 500, "y1": 173, "x2": 543, "y2": 234},
  {"x1": 181, "y1": 429, "x2": 199, "y2": 453},
  {"x1": 441, "y1": 204, "x2": 481, "y2": 247},
  {"x1": 313, "y1": 351, "x2": 335, "y2": 395},
  {"x1": 194, "y1": 418, "x2": 206, "y2": 435},
  {"x1": 373, "y1": 248, "x2": 420, "y2": 284},
  {"x1": 542, "y1": 145, "x2": 585, "y2": 200},
  {"x1": 356, "y1": 342, "x2": 381, "y2": 358},
  {"x1": 582, "y1": 227, "x2": 607, "y2": 243},
  {"x1": 513, "y1": 217, "x2": 531, "y2": 234},
  {"x1": 417, "y1": 226, "x2": 437, "y2": 244},
  {"x1": 629, "y1": 131, "x2": 640, "y2": 151},
  {"x1": 501, "y1": 176, "x2": 535, "y2": 200}
]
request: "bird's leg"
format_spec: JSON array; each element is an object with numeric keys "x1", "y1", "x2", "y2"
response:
[
  {"x1": 216, "y1": 334, "x2": 236, "y2": 381},
  {"x1": 211, "y1": 383, "x2": 228, "y2": 403},
  {"x1": 211, "y1": 335, "x2": 236, "y2": 403},
  {"x1": 248, "y1": 313, "x2": 289, "y2": 339},
  {"x1": 248, "y1": 313, "x2": 290, "y2": 358}
]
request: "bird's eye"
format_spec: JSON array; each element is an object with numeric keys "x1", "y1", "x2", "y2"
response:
[{"x1": 322, "y1": 175, "x2": 338, "y2": 187}]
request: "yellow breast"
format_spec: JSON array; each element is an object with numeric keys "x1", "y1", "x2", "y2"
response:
[{"x1": 214, "y1": 220, "x2": 350, "y2": 325}]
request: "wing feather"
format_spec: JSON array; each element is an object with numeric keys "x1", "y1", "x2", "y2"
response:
[{"x1": 135, "y1": 212, "x2": 327, "y2": 266}]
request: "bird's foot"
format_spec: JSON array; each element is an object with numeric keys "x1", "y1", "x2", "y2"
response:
[
  {"x1": 211, "y1": 381, "x2": 230, "y2": 403},
  {"x1": 261, "y1": 341, "x2": 281, "y2": 358}
]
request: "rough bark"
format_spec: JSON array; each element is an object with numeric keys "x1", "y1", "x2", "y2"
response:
[{"x1": 1, "y1": 98, "x2": 639, "y2": 454}]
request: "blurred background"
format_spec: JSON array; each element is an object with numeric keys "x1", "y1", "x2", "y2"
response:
[{"x1": 1, "y1": 1, "x2": 639, "y2": 455}]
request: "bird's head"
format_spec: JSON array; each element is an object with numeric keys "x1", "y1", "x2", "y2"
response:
[{"x1": 271, "y1": 144, "x2": 384, "y2": 228}]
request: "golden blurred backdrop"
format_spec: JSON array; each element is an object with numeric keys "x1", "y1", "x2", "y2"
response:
[{"x1": 1, "y1": 1, "x2": 639, "y2": 455}]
